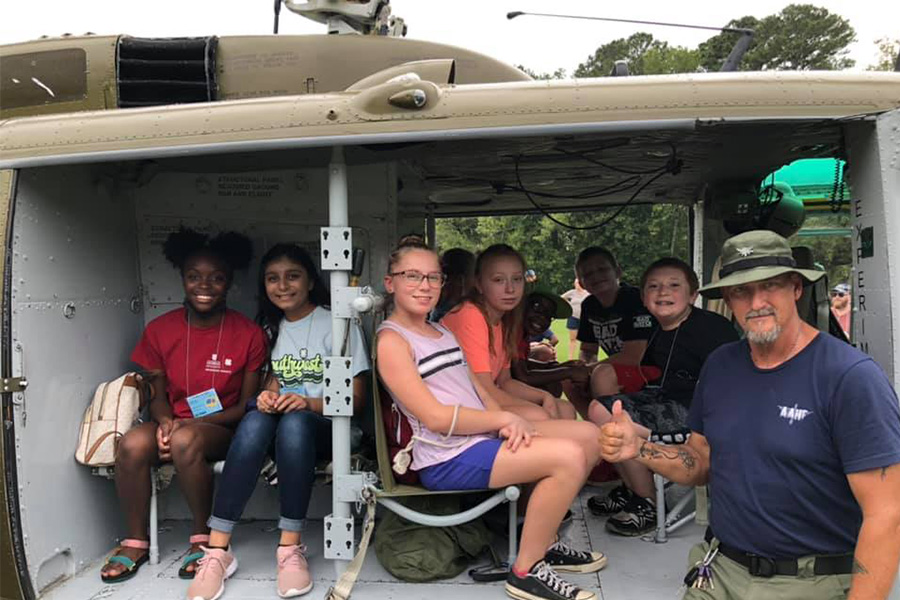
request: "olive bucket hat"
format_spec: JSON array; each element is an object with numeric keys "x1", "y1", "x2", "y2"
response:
[
  {"x1": 527, "y1": 285, "x2": 573, "y2": 319},
  {"x1": 699, "y1": 230, "x2": 825, "y2": 299}
]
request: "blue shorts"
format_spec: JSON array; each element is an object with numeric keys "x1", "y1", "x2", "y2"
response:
[
  {"x1": 566, "y1": 316, "x2": 580, "y2": 330},
  {"x1": 419, "y1": 439, "x2": 502, "y2": 491}
]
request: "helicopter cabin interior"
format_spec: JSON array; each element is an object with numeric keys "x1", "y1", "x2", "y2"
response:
[{"x1": 2, "y1": 103, "x2": 900, "y2": 600}]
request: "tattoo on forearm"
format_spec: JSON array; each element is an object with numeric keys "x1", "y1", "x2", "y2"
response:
[
  {"x1": 639, "y1": 442, "x2": 696, "y2": 471},
  {"x1": 852, "y1": 559, "x2": 868, "y2": 575}
]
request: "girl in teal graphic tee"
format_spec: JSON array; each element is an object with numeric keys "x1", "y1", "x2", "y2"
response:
[{"x1": 191, "y1": 244, "x2": 369, "y2": 600}]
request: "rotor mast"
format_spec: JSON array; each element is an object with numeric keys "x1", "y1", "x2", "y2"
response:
[{"x1": 282, "y1": 0, "x2": 406, "y2": 36}]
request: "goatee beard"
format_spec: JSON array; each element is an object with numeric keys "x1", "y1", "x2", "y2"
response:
[{"x1": 746, "y1": 325, "x2": 782, "y2": 345}]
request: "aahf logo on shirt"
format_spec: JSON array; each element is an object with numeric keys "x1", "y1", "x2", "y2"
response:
[{"x1": 777, "y1": 403, "x2": 813, "y2": 425}]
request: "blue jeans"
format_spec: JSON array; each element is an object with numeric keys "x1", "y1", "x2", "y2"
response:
[{"x1": 208, "y1": 409, "x2": 332, "y2": 533}]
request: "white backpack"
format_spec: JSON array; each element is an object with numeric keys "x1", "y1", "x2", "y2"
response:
[{"x1": 75, "y1": 373, "x2": 145, "y2": 466}]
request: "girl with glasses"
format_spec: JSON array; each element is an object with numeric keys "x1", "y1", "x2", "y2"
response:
[{"x1": 376, "y1": 236, "x2": 607, "y2": 600}]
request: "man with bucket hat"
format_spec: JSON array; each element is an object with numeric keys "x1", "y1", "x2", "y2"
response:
[{"x1": 598, "y1": 230, "x2": 900, "y2": 599}]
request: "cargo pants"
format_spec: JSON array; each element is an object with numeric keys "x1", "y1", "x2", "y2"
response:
[{"x1": 682, "y1": 540, "x2": 853, "y2": 600}]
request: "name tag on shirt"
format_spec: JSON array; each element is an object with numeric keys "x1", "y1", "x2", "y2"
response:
[{"x1": 187, "y1": 388, "x2": 223, "y2": 417}]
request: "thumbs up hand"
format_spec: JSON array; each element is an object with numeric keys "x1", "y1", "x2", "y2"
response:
[{"x1": 599, "y1": 399, "x2": 641, "y2": 463}]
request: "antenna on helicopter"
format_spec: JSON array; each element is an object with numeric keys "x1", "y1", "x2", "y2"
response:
[
  {"x1": 507, "y1": 11, "x2": 754, "y2": 72},
  {"x1": 273, "y1": 0, "x2": 283, "y2": 34}
]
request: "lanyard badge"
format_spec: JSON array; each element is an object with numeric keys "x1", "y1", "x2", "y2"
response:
[
  {"x1": 184, "y1": 310, "x2": 227, "y2": 418},
  {"x1": 187, "y1": 388, "x2": 223, "y2": 417}
]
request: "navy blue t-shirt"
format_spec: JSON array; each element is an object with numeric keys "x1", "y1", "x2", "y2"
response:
[{"x1": 688, "y1": 333, "x2": 900, "y2": 557}]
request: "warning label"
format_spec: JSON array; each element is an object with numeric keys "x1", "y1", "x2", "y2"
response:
[{"x1": 216, "y1": 175, "x2": 284, "y2": 198}]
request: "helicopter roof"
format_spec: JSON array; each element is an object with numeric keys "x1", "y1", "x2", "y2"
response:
[{"x1": 1, "y1": 70, "x2": 899, "y2": 216}]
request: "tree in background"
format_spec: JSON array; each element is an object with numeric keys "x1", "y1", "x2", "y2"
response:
[
  {"x1": 517, "y1": 66, "x2": 567, "y2": 80},
  {"x1": 788, "y1": 213, "x2": 852, "y2": 286},
  {"x1": 435, "y1": 205, "x2": 690, "y2": 295},
  {"x1": 868, "y1": 38, "x2": 900, "y2": 71},
  {"x1": 574, "y1": 32, "x2": 700, "y2": 77},
  {"x1": 438, "y1": 4, "x2": 862, "y2": 293},
  {"x1": 699, "y1": 4, "x2": 855, "y2": 71}
]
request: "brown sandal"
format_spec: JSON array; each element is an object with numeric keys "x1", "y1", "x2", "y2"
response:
[
  {"x1": 178, "y1": 534, "x2": 210, "y2": 579},
  {"x1": 100, "y1": 539, "x2": 150, "y2": 583}
]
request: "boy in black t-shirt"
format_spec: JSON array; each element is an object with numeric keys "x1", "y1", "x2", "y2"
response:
[
  {"x1": 575, "y1": 247, "x2": 657, "y2": 404},
  {"x1": 586, "y1": 257, "x2": 738, "y2": 537}
]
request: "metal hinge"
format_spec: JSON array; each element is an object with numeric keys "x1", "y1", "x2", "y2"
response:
[{"x1": 1, "y1": 377, "x2": 27, "y2": 393}]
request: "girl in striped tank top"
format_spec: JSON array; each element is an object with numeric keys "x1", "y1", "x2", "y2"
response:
[{"x1": 376, "y1": 237, "x2": 608, "y2": 600}]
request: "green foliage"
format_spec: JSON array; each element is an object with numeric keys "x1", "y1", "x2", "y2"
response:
[
  {"x1": 517, "y1": 65, "x2": 567, "y2": 80},
  {"x1": 868, "y1": 38, "x2": 900, "y2": 71},
  {"x1": 435, "y1": 204, "x2": 690, "y2": 295},
  {"x1": 495, "y1": 4, "x2": 858, "y2": 298},
  {"x1": 788, "y1": 212, "x2": 852, "y2": 286},
  {"x1": 699, "y1": 4, "x2": 856, "y2": 71},
  {"x1": 697, "y1": 16, "x2": 759, "y2": 71},
  {"x1": 574, "y1": 32, "x2": 700, "y2": 77}
]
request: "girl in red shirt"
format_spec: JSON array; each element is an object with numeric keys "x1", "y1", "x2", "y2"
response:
[{"x1": 100, "y1": 228, "x2": 266, "y2": 583}]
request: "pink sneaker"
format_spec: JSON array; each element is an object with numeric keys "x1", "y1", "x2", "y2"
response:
[
  {"x1": 186, "y1": 547, "x2": 237, "y2": 600},
  {"x1": 276, "y1": 544, "x2": 313, "y2": 598}
]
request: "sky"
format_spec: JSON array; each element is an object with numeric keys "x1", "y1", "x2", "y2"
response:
[{"x1": 0, "y1": 1, "x2": 896, "y2": 74}]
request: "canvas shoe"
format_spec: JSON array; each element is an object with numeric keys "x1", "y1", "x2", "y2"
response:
[
  {"x1": 186, "y1": 547, "x2": 237, "y2": 600},
  {"x1": 544, "y1": 539, "x2": 607, "y2": 573},
  {"x1": 605, "y1": 495, "x2": 657, "y2": 537},
  {"x1": 586, "y1": 484, "x2": 633, "y2": 516},
  {"x1": 506, "y1": 559, "x2": 596, "y2": 600},
  {"x1": 277, "y1": 543, "x2": 313, "y2": 598}
]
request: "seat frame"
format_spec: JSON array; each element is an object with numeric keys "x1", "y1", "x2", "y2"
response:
[
  {"x1": 646, "y1": 431, "x2": 699, "y2": 544},
  {"x1": 371, "y1": 364, "x2": 519, "y2": 566}
]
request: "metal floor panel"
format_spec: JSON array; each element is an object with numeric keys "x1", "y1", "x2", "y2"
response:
[
  {"x1": 39, "y1": 485, "x2": 900, "y2": 600},
  {"x1": 36, "y1": 487, "x2": 681, "y2": 600}
]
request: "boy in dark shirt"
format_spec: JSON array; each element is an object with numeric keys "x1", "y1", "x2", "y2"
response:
[
  {"x1": 587, "y1": 258, "x2": 738, "y2": 536},
  {"x1": 575, "y1": 247, "x2": 658, "y2": 399}
]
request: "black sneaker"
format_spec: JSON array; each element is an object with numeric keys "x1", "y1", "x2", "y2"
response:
[
  {"x1": 544, "y1": 540, "x2": 607, "y2": 573},
  {"x1": 506, "y1": 560, "x2": 596, "y2": 600},
  {"x1": 586, "y1": 484, "x2": 633, "y2": 516},
  {"x1": 605, "y1": 495, "x2": 657, "y2": 537}
]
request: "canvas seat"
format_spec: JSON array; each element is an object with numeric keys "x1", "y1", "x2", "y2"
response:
[{"x1": 370, "y1": 364, "x2": 520, "y2": 565}]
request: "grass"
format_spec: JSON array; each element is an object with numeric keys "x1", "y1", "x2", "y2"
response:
[{"x1": 548, "y1": 319, "x2": 607, "y2": 363}]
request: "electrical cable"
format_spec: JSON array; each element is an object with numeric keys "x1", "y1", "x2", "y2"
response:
[
  {"x1": 556, "y1": 146, "x2": 673, "y2": 175},
  {"x1": 495, "y1": 175, "x2": 641, "y2": 199},
  {"x1": 514, "y1": 156, "x2": 673, "y2": 231},
  {"x1": 830, "y1": 160, "x2": 845, "y2": 213}
]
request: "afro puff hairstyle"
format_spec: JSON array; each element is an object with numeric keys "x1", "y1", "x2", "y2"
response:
[{"x1": 162, "y1": 227, "x2": 253, "y2": 280}]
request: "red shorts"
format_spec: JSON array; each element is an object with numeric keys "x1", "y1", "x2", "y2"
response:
[{"x1": 611, "y1": 364, "x2": 662, "y2": 394}]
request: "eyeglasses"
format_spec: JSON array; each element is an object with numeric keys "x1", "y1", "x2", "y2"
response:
[
  {"x1": 830, "y1": 291, "x2": 847, "y2": 298},
  {"x1": 390, "y1": 270, "x2": 446, "y2": 287}
]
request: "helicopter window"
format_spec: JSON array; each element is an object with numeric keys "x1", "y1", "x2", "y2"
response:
[{"x1": 0, "y1": 48, "x2": 87, "y2": 109}]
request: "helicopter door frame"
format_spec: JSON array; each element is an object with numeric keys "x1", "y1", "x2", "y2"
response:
[
  {"x1": 846, "y1": 108, "x2": 900, "y2": 387},
  {"x1": 0, "y1": 168, "x2": 33, "y2": 600}
]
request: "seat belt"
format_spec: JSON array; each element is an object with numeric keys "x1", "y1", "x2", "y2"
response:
[{"x1": 326, "y1": 489, "x2": 377, "y2": 600}]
